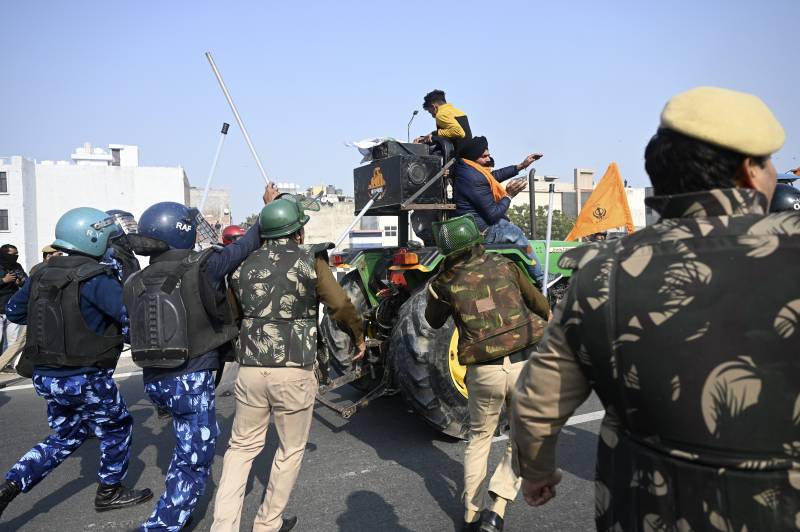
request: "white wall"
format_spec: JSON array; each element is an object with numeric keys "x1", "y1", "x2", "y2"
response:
[
  {"x1": 0, "y1": 157, "x2": 38, "y2": 269},
  {"x1": 34, "y1": 165, "x2": 189, "y2": 267}
]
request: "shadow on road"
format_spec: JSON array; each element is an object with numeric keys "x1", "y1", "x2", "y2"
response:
[
  {"x1": 336, "y1": 490, "x2": 414, "y2": 532},
  {"x1": 555, "y1": 425, "x2": 598, "y2": 481},
  {"x1": 317, "y1": 394, "x2": 465, "y2": 530}
]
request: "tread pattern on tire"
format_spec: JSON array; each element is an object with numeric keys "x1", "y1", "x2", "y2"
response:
[{"x1": 390, "y1": 288, "x2": 469, "y2": 439}]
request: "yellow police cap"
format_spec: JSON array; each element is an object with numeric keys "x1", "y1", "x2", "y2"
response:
[
  {"x1": 41, "y1": 244, "x2": 57, "y2": 253},
  {"x1": 660, "y1": 86, "x2": 785, "y2": 156}
]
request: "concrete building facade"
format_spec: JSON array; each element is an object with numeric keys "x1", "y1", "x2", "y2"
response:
[{"x1": 0, "y1": 143, "x2": 203, "y2": 270}]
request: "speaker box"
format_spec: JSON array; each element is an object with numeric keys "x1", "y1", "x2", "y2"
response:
[{"x1": 354, "y1": 155, "x2": 444, "y2": 215}]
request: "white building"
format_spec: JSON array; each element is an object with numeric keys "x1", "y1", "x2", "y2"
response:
[{"x1": 0, "y1": 143, "x2": 194, "y2": 270}]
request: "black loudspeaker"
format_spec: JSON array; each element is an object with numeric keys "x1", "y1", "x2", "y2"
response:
[
  {"x1": 354, "y1": 155, "x2": 444, "y2": 215},
  {"x1": 371, "y1": 140, "x2": 429, "y2": 160}
]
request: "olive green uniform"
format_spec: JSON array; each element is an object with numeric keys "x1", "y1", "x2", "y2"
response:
[
  {"x1": 212, "y1": 239, "x2": 363, "y2": 532},
  {"x1": 426, "y1": 244, "x2": 549, "y2": 523}
]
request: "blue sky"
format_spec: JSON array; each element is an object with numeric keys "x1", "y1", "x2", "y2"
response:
[{"x1": 1, "y1": 0, "x2": 798, "y2": 222}]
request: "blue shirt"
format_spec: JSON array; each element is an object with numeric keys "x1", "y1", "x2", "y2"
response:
[
  {"x1": 142, "y1": 222, "x2": 262, "y2": 384},
  {"x1": 6, "y1": 260, "x2": 127, "y2": 377},
  {"x1": 453, "y1": 160, "x2": 519, "y2": 232}
]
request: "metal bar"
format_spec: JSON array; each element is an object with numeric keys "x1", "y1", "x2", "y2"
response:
[
  {"x1": 542, "y1": 183, "x2": 555, "y2": 297},
  {"x1": 317, "y1": 366, "x2": 365, "y2": 395},
  {"x1": 404, "y1": 203, "x2": 456, "y2": 210},
  {"x1": 198, "y1": 122, "x2": 230, "y2": 213},
  {"x1": 334, "y1": 190, "x2": 381, "y2": 249},
  {"x1": 400, "y1": 158, "x2": 455, "y2": 210},
  {"x1": 205, "y1": 52, "x2": 271, "y2": 185},
  {"x1": 528, "y1": 168, "x2": 537, "y2": 239}
]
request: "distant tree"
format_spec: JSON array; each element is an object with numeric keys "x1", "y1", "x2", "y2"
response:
[
  {"x1": 507, "y1": 204, "x2": 576, "y2": 241},
  {"x1": 241, "y1": 213, "x2": 258, "y2": 229}
]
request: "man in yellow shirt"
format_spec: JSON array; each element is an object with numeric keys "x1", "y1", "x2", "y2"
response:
[{"x1": 415, "y1": 89, "x2": 472, "y2": 152}]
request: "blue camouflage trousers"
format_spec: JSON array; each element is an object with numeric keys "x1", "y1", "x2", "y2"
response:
[
  {"x1": 5, "y1": 369, "x2": 132, "y2": 492},
  {"x1": 141, "y1": 370, "x2": 218, "y2": 532}
]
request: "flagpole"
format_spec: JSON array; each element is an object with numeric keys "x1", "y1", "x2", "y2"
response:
[{"x1": 542, "y1": 183, "x2": 555, "y2": 297}]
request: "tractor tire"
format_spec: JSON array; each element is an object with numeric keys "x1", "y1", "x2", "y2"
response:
[
  {"x1": 390, "y1": 288, "x2": 469, "y2": 439},
  {"x1": 319, "y1": 273, "x2": 380, "y2": 390}
]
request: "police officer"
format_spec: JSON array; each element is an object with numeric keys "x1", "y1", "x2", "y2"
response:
[
  {"x1": 424, "y1": 214, "x2": 550, "y2": 532},
  {"x1": 511, "y1": 87, "x2": 798, "y2": 530},
  {"x1": 0, "y1": 207, "x2": 153, "y2": 521},
  {"x1": 127, "y1": 188, "x2": 273, "y2": 532},
  {"x1": 211, "y1": 196, "x2": 365, "y2": 532},
  {"x1": 221, "y1": 224, "x2": 246, "y2": 246}
]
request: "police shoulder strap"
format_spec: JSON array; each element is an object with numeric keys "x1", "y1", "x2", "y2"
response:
[{"x1": 160, "y1": 248, "x2": 216, "y2": 294}]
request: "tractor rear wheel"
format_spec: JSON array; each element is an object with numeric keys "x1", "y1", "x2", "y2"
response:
[{"x1": 390, "y1": 288, "x2": 469, "y2": 439}]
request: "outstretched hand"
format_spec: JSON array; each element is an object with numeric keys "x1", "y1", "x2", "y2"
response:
[
  {"x1": 517, "y1": 153, "x2": 544, "y2": 171},
  {"x1": 263, "y1": 183, "x2": 280, "y2": 204},
  {"x1": 505, "y1": 179, "x2": 528, "y2": 197},
  {"x1": 521, "y1": 469, "x2": 563, "y2": 507}
]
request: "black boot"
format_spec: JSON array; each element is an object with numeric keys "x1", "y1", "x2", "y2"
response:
[
  {"x1": 279, "y1": 515, "x2": 298, "y2": 532},
  {"x1": 461, "y1": 519, "x2": 480, "y2": 532},
  {"x1": 94, "y1": 482, "x2": 153, "y2": 512},
  {"x1": 479, "y1": 510, "x2": 504, "y2": 532},
  {"x1": 0, "y1": 480, "x2": 21, "y2": 519}
]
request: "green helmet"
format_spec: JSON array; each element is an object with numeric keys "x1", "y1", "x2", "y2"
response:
[
  {"x1": 259, "y1": 195, "x2": 313, "y2": 239},
  {"x1": 432, "y1": 214, "x2": 483, "y2": 256}
]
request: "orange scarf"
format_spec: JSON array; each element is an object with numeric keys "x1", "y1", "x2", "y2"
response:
[{"x1": 462, "y1": 159, "x2": 507, "y2": 202}]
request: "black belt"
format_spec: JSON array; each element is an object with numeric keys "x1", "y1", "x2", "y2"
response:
[{"x1": 475, "y1": 350, "x2": 529, "y2": 366}]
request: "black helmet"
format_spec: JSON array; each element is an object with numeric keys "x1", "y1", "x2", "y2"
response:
[{"x1": 770, "y1": 183, "x2": 800, "y2": 213}]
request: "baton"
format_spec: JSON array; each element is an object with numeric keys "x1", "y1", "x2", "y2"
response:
[{"x1": 205, "y1": 52, "x2": 272, "y2": 186}]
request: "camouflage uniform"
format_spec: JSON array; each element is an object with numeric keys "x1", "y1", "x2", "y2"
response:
[
  {"x1": 212, "y1": 239, "x2": 362, "y2": 532},
  {"x1": 141, "y1": 370, "x2": 217, "y2": 531},
  {"x1": 6, "y1": 369, "x2": 132, "y2": 491},
  {"x1": 512, "y1": 189, "x2": 800, "y2": 531},
  {"x1": 426, "y1": 245, "x2": 550, "y2": 525}
]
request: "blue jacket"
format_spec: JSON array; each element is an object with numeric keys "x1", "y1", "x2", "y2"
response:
[
  {"x1": 142, "y1": 222, "x2": 263, "y2": 384},
  {"x1": 453, "y1": 160, "x2": 519, "y2": 231},
  {"x1": 6, "y1": 259, "x2": 128, "y2": 376}
]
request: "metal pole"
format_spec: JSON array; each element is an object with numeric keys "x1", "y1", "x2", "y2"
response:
[
  {"x1": 334, "y1": 191, "x2": 381, "y2": 249},
  {"x1": 528, "y1": 168, "x2": 536, "y2": 239},
  {"x1": 199, "y1": 123, "x2": 230, "y2": 213},
  {"x1": 542, "y1": 183, "x2": 555, "y2": 297},
  {"x1": 205, "y1": 52, "x2": 271, "y2": 185}
]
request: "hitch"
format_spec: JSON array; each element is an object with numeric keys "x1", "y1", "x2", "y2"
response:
[{"x1": 315, "y1": 337, "x2": 389, "y2": 419}]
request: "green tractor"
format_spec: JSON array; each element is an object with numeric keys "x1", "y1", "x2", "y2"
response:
[{"x1": 316, "y1": 140, "x2": 581, "y2": 438}]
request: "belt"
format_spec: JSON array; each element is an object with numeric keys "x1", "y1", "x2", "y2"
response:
[{"x1": 475, "y1": 350, "x2": 529, "y2": 366}]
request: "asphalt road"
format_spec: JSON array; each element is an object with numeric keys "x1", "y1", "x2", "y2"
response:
[{"x1": 0, "y1": 364, "x2": 601, "y2": 532}]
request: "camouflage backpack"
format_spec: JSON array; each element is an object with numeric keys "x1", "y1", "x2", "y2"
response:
[{"x1": 435, "y1": 248, "x2": 546, "y2": 365}]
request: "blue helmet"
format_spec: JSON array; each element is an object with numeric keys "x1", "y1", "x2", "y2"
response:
[
  {"x1": 138, "y1": 202, "x2": 198, "y2": 250},
  {"x1": 53, "y1": 207, "x2": 115, "y2": 258}
]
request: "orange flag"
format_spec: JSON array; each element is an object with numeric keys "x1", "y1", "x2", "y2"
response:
[{"x1": 565, "y1": 162, "x2": 635, "y2": 241}]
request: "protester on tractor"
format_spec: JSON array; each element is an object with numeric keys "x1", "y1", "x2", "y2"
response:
[
  {"x1": 511, "y1": 86, "x2": 798, "y2": 530},
  {"x1": 414, "y1": 89, "x2": 473, "y2": 153},
  {"x1": 212, "y1": 195, "x2": 364, "y2": 532},
  {"x1": 453, "y1": 135, "x2": 544, "y2": 285},
  {"x1": 424, "y1": 214, "x2": 550, "y2": 532}
]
